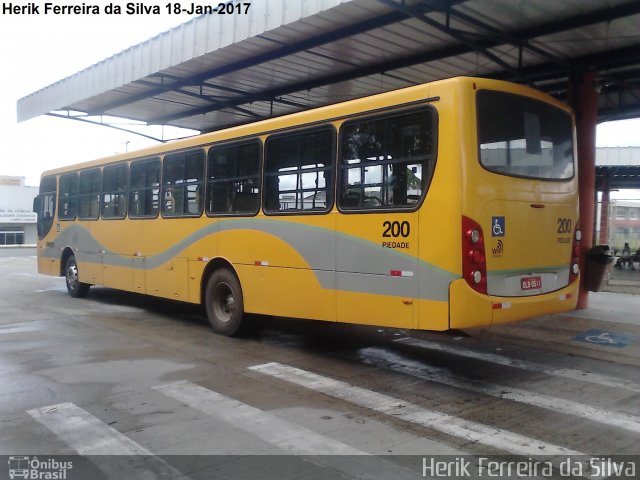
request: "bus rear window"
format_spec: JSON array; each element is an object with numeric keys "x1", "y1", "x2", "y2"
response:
[{"x1": 477, "y1": 91, "x2": 574, "y2": 180}]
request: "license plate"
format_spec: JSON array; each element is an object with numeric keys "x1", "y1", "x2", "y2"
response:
[{"x1": 521, "y1": 276, "x2": 542, "y2": 291}]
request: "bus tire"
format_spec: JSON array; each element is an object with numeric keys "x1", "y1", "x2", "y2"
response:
[
  {"x1": 65, "y1": 255, "x2": 90, "y2": 298},
  {"x1": 205, "y1": 268, "x2": 245, "y2": 336}
]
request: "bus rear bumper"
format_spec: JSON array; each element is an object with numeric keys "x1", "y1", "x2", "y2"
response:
[{"x1": 449, "y1": 278, "x2": 579, "y2": 329}]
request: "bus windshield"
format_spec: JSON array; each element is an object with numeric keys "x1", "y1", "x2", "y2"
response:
[{"x1": 477, "y1": 90, "x2": 574, "y2": 180}]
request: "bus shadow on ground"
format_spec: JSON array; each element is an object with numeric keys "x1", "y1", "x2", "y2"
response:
[
  {"x1": 77, "y1": 286, "x2": 515, "y2": 383},
  {"x1": 82, "y1": 287, "x2": 206, "y2": 326}
]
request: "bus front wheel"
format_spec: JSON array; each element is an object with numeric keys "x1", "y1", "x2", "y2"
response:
[
  {"x1": 65, "y1": 255, "x2": 90, "y2": 298},
  {"x1": 205, "y1": 268, "x2": 245, "y2": 336}
]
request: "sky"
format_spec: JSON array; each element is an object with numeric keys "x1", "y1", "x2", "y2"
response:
[
  {"x1": 0, "y1": 0, "x2": 198, "y2": 187},
  {"x1": 1, "y1": 0, "x2": 639, "y2": 201}
]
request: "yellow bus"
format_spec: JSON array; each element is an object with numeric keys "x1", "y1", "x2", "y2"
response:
[{"x1": 33, "y1": 76, "x2": 580, "y2": 336}]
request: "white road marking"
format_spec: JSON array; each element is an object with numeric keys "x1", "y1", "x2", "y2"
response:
[
  {"x1": 249, "y1": 362, "x2": 588, "y2": 457},
  {"x1": 395, "y1": 337, "x2": 640, "y2": 394},
  {"x1": 362, "y1": 347, "x2": 640, "y2": 435},
  {"x1": 153, "y1": 380, "x2": 366, "y2": 455},
  {"x1": 154, "y1": 380, "x2": 418, "y2": 480},
  {"x1": 28, "y1": 402, "x2": 186, "y2": 479},
  {"x1": 28, "y1": 402, "x2": 147, "y2": 455}
]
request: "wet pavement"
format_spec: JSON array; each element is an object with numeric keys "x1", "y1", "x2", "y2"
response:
[{"x1": 1, "y1": 249, "x2": 639, "y2": 479}]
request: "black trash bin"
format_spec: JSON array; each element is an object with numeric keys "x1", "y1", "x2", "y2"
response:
[{"x1": 584, "y1": 245, "x2": 614, "y2": 292}]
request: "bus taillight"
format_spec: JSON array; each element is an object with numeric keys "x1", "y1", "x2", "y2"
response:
[
  {"x1": 570, "y1": 222, "x2": 581, "y2": 282},
  {"x1": 462, "y1": 216, "x2": 487, "y2": 294}
]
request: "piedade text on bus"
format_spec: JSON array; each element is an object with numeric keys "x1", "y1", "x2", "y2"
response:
[{"x1": 381, "y1": 220, "x2": 411, "y2": 249}]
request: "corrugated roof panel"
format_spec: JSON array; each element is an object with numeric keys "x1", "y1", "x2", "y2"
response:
[
  {"x1": 314, "y1": 20, "x2": 452, "y2": 67},
  {"x1": 460, "y1": 0, "x2": 594, "y2": 31},
  {"x1": 17, "y1": 0, "x2": 350, "y2": 122},
  {"x1": 388, "y1": 65, "x2": 444, "y2": 85},
  {"x1": 17, "y1": 0, "x2": 640, "y2": 132},
  {"x1": 538, "y1": 16, "x2": 640, "y2": 60}
]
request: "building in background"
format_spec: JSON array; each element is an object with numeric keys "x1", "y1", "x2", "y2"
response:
[
  {"x1": 595, "y1": 147, "x2": 640, "y2": 251},
  {"x1": 0, "y1": 176, "x2": 38, "y2": 245},
  {"x1": 608, "y1": 199, "x2": 640, "y2": 252}
]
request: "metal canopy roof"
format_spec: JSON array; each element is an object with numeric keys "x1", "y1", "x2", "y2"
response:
[
  {"x1": 596, "y1": 147, "x2": 640, "y2": 189},
  {"x1": 597, "y1": 165, "x2": 640, "y2": 189},
  {"x1": 17, "y1": 0, "x2": 640, "y2": 138}
]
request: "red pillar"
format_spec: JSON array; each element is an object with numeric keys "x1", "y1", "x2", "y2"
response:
[{"x1": 572, "y1": 72, "x2": 598, "y2": 309}]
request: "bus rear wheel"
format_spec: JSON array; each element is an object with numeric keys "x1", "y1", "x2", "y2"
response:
[
  {"x1": 65, "y1": 255, "x2": 90, "y2": 298},
  {"x1": 205, "y1": 268, "x2": 245, "y2": 336}
]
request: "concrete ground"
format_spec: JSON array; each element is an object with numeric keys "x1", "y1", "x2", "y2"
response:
[
  {"x1": 606, "y1": 262, "x2": 640, "y2": 295},
  {"x1": 1, "y1": 248, "x2": 639, "y2": 479}
]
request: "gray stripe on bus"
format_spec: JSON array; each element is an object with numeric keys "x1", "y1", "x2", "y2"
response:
[{"x1": 44, "y1": 220, "x2": 458, "y2": 301}]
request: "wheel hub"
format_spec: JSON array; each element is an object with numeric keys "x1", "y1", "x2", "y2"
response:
[
  {"x1": 213, "y1": 283, "x2": 234, "y2": 323},
  {"x1": 67, "y1": 264, "x2": 79, "y2": 287}
]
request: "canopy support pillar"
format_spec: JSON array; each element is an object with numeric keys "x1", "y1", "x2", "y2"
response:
[{"x1": 571, "y1": 71, "x2": 599, "y2": 309}]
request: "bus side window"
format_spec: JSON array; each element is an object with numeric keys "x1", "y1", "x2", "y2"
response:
[
  {"x1": 162, "y1": 150, "x2": 204, "y2": 217},
  {"x1": 78, "y1": 169, "x2": 101, "y2": 220},
  {"x1": 207, "y1": 141, "x2": 261, "y2": 216},
  {"x1": 58, "y1": 172, "x2": 78, "y2": 220},
  {"x1": 339, "y1": 108, "x2": 435, "y2": 211},
  {"x1": 102, "y1": 163, "x2": 128, "y2": 219},
  {"x1": 264, "y1": 128, "x2": 334, "y2": 214},
  {"x1": 130, "y1": 158, "x2": 160, "y2": 218}
]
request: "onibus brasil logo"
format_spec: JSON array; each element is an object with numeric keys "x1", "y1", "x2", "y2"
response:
[{"x1": 8, "y1": 456, "x2": 72, "y2": 480}]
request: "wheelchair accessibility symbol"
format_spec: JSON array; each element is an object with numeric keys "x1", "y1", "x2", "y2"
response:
[
  {"x1": 491, "y1": 216, "x2": 505, "y2": 237},
  {"x1": 573, "y1": 329, "x2": 636, "y2": 349}
]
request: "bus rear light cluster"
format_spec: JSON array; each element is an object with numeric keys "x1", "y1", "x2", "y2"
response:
[
  {"x1": 570, "y1": 222, "x2": 581, "y2": 282},
  {"x1": 572, "y1": 245, "x2": 580, "y2": 258},
  {"x1": 467, "y1": 228, "x2": 481, "y2": 244},
  {"x1": 462, "y1": 216, "x2": 487, "y2": 294}
]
